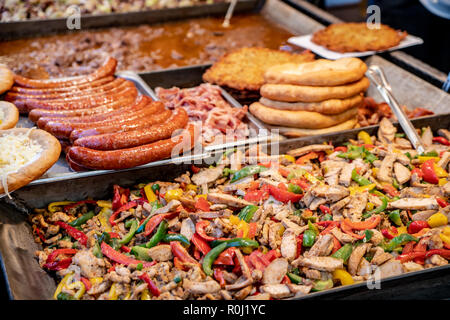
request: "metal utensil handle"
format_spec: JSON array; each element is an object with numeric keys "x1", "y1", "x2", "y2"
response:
[{"x1": 366, "y1": 65, "x2": 425, "y2": 154}]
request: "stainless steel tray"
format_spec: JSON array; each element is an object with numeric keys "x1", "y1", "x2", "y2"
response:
[
  {"x1": 1, "y1": 113, "x2": 449, "y2": 300},
  {"x1": 0, "y1": 0, "x2": 261, "y2": 41}
]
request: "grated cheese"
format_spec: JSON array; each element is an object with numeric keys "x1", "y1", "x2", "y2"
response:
[{"x1": 0, "y1": 129, "x2": 42, "y2": 198}]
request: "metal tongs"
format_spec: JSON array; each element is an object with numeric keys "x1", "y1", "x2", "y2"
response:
[{"x1": 366, "y1": 65, "x2": 425, "y2": 155}]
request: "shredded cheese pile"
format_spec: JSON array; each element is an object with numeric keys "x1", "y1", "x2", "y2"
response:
[{"x1": 0, "y1": 130, "x2": 42, "y2": 197}]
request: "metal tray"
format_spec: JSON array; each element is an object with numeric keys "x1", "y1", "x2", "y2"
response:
[
  {"x1": 1, "y1": 113, "x2": 449, "y2": 300},
  {"x1": 282, "y1": 0, "x2": 449, "y2": 89},
  {"x1": 0, "y1": 0, "x2": 261, "y2": 41}
]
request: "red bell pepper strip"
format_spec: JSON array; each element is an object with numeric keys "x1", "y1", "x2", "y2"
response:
[
  {"x1": 411, "y1": 168, "x2": 423, "y2": 178},
  {"x1": 425, "y1": 249, "x2": 450, "y2": 259},
  {"x1": 248, "y1": 222, "x2": 258, "y2": 239},
  {"x1": 397, "y1": 251, "x2": 427, "y2": 263},
  {"x1": 191, "y1": 165, "x2": 201, "y2": 174},
  {"x1": 331, "y1": 235, "x2": 341, "y2": 254},
  {"x1": 381, "y1": 226, "x2": 398, "y2": 239},
  {"x1": 139, "y1": 273, "x2": 160, "y2": 297},
  {"x1": 248, "y1": 251, "x2": 270, "y2": 271},
  {"x1": 213, "y1": 247, "x2": 235, "y2": 265},
  {"x1": 33, "y1": 226, "x2": 46, "y2": 243},
  {"x1": 170, "y1": 241, "x2": 199, "y2": 265},
  {"x1": 144, "y1": 212, "x2": 178, "y2": 237},
  {"x1": 344, "y1": 215, "x2": 381, "y2": 230},
  {"x1": 444, "y1": 242, "x2": 450, "y2": 250},
  {"x1": 195, "y1": 197, "x2": 210, "y2": 212},
  {"x1": 413, "y1": 237, "x2": 429, "y2": 264},
  {"x1": 120, "y1": 246, "x2": 131, "y2": 253},
  {"x1": 296, "y1": 234, "x2": 303, "y2": 258},
  {"x1": 214, "y1": 268, "x2": 227, "y2": 287},
  {"x1": 54, "y1": 221, "x2": 88, "y2": 246},
  {"x1": 289, "y1": 178, "x2": 310, "y2": 190},
  {"x1": 195, "y1": 220, "x2": 217, "y2": 241},
  {"x1": 109, "y1": 232, "x2": 120, "y2": 239},
  {"x1": 244, "y1": 189, "x2": 269, "y2": 202},
  {"x1": 193, "y1": 247, "x2": 201, "y2": 260},
  {"x1": 382, "y1": 184, "x2": 400, "y2": 197},
  {"x1": 295, "y1": 152, "x2": 318, "y2": 164},
  {"x1": 402, "y1": 241, "x2": 415, "y2": 255},
  {"x1": 191, "y1": 233, "x2": 211, "y2": 255},
  {"x1": 64, "y1": 200, "x2": 97, "y2": 212},
  {"x1": 232, "y1": 256, "x2": 241, "y2": 274},
  {"x1": 334, "y1": 146, "x2": 347, "y2": 153},
  {"x1": 421, "y1": 159, "x2": 439, "y2": 184},
  {"x1": 281, "y1": 275, "x2": 291, "y2": 284},
  {"x1": 319, "y1": 221, "x2": 340, "y2": 235},
  {"x1": 43, "y1": 258, "x2": 73, "y2": 271},
  {"x1": 268, "y1": 184, "x2": 303, "y2": 203},
  {"x1": 432, "y1": 136, "x2": 450, "y2": 146},
  {"x1": 46, "y1": 249, "x2": 77, "y2": 263},
  {"x1": 109, "y1": 201, "x2": 138, "y2": 226},
  {"x1": 80, "y1": 277, "x2": 92, "y2": 291},
  {"x1": 112, "y1": 185, "x2": 130, "y2": 210},
  {"x1": 319, "y1": 205, "x2": 331, "y2": 214},
  {"x1": 173, "y1": 257, "x2": 188, "y2": 271},
  {"x1": 264, "y1": 249, "x2": 281, "y2": 262},
  {"x1": 101, "y1": 242, "x2": 156, "y2": 267},
  {"x1": 341, "y1": 219, "x2": 365, "y2": 240},
  {"x1": 437, "y1": 198, "x2": 449, "y2": 208},
  {"x1": 408, "y1": 221, "x2": 429, "y2": 234},
  {"x1": 278, "y1": 167, "x2": 291, "y2": 178}
]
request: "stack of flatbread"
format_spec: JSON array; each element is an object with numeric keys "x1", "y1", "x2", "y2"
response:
[{"x1": 249, "y1": 57, "x2": 370, "y2": 137}]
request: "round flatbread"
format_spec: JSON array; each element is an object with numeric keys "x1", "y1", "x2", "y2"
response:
[
  {"x1": 0, "y1": 64, "x2": 14, "y2": 95},
  {"x1": 0, "y1": 128, "x2": 61, "y2": 195},
  {"x1": 264, "y1": 58, "x2": 367, "y2": 86},
  {"x1": 0, "y1": 101, "x2": 19, "y2": 130},
  {"x1": 249, "y1": 102, "x2": 358, "y2": 129},
  {"x1": 260, "y1": 77, "x2": 370, "y2": 103},
  {"x1": 259, "y1": 94, "x2": 363, "y2": 115},
  {"x1": 311, "y1": 23, "x2": 408, "y2": 53},
  {"x1": 274, "y1": 118, "x2": 358, "y2": 138}
]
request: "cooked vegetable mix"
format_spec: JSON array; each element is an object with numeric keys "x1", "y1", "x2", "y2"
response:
[{"x1": 30, "y1": 120, "x2": 450, "y2": 300}]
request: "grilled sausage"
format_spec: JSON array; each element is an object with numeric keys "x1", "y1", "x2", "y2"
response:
[
  {"x1": 69, "y1": 108, "x2": 172, "y2": 142},
  {"x1": 67, "y1": 123, "x2": 197, "y2": 170},
  {"x1": 14, "y1": 57, "x2": 117, "y2": 88},
  {"x1": 73, "y1": 108, "x2": 188, "y2": 150},
  {"x1": 43, "y1": 101, "x2": 165, "y2": 139}
]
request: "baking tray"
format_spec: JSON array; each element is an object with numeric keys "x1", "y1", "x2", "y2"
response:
[
  {"x1": 1, "y1": 113, "x2": 449, "y2": 300},
  {"x1": 282, "y1": 0, "x2": 449, "y2": 89},
  {"x1": 0, "y1": 0, "x2": 262, "y2": 41}
]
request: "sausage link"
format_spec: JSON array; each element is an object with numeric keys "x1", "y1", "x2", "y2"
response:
[
  {"x1": 9, "y1": 76, "x2": 115, "y2": 94},
  {"x1": 28, "y1": 94, "x2": 137, "y2": 122},
  {"x1": 37, "y1": 96, "x2": 150, "y2": 127},
  {"x1": 44, "y1": 101, "x2": 165, "y2": 139},
  {"x1": 14, "y1": 57, "x2": 117, "y2": 88},
  {"x1": 69, "y1": 108, "x2": 172, "y2": 142},
  {"x1": 6, "y1": 78, "x2": 125, "y2": 101},
  {"x1": 67, "y1": 123, "x2": 197, "y2": 170},
  {"x1": 73, "y1": 108, "x2": 188, "y2": 150}
]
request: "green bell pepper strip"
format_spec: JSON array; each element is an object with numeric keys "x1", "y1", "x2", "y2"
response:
[
  {"x1": 57, "y1": 292, "x2": 74, "y2": 300},
  {"x1": 351, "y1": 169, "x2": 372, "y2": 186},
  {"x1": 392, "y1": 178, "x2": 400, "y2": 190},
  {"x1": 363, "y1": 230, "x2": 373, "y2": 243},
  {"x1": 202, "y1": 242, "x2": 228, "y2": 276},
  {"x1": 130, "y1": 246, "x2": 153, "y2": 261},
  {"x1": 288, "y1": 183, "x2": 302, "y2": 194},
  {"x1": 237, "y1": 205, "x2": 259, "y2": 223},
  {"x1": 151, "y1": 184, "x2": 160, "y2": 193},
  {"x1": 162, "y1": 233, "x2": 190, "y2": 247},
  {"x1": 69, "y1": 211, "x2": 95, "y2": 227},
  {"x1": 92, "y1": 241, "x2": 103, "y2": 258},
  {"x1": 136, "y1": 263, "x2": 143, "y2": 271},
  {"x1": 118, "y1": 219, "x2": 138, "y2": 246},
  {"x1": 384, "y1": 233, "x2": 418, "y2": 252},
  {"x1": 287, "y1": 273, "x2": 303, "y2": 284},
  {"x1": 308, "y1": 220, "x2": 319, "y2": 236},
  {"x1": 337, "y1": 150, "x2": 362, "y2": 160},
  {"x1": 322, "y1": 214, "x2": 333, "y2": 221},
  {"x1": 312, "y1": 279, "x2": 333, "y2": 292},
  {"x1": 388, "y1": 210, "x2": 402, "y2": 226},
  {"x1": 230, "y1": 165, "x2": 268, "y2": 183},
  {"x1": 136, "y1": 201, "x2": 162, "y2": 234},
  {"x1": 331, "y1": 244, "x2": 353, "y2": 263},
  {"x1": 211, "y1": 238, "x2": 259, "y2": 248},
  {"x1": 302, "y1": 230, "x2": 316, "y2": 247},
  {"x1": 145, "y1": 220, "x2": 168, "y2": 248},
  {"x1": 363, "y1": 197, "x2": 388, "y2": 218}
]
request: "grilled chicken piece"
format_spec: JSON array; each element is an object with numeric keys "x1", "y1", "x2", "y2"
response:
[
  {"x1": 388, "y1": 198, "x2": 439, "y2": 210},
  {"x1": 292, "y1": 256, "x2": 343, "y2": 272},
  {"x1": 262, "y1": 258, "x2": 288, "y2": 284},
  {"x1": 400, "y1": 186, "x2": 444, "y2": 198},
  {"x1": 72, "y1": 249, "x2": 106, "y2": 278},
  {"x1": 378, "y1": 260, "x2": 404, "y2": 278},
  {"x1": 377, "y1": 153, "x2": 396, "y2": 183},
  {"x1": 330, "y1": 227, "x2": 354, "y2": 244},
  {"x1": 443, "y1": 182, "x2": 450, "y2": 197},
  {"x1": 348, "y1": 243, "x2": 371, "y2": 275},
  {"x1": 308, "y1": 197, "x2": 327, "y2": 211},
  {"x1": 378, "y1": 118, "x2": 396, "y2": 145},
  {"x1": 421, "y1": 127, "x2": 433, "y2": 148},
  {"x1": 281, "y1": 229, "x2": 298, "y2": 261},
  {"x1": 260, "y1": 284, "x2": 291, "y2": 299},
  {"x1": 207, "y1": 193, "x2": 253, "y2": 208},
  {"x1": 180, "y1": 217, "x2": 196, "y2": 241},
  {"x1": 287, "y1": 144, "x2": 334, "y2": 157},
  {"x1": 330, "y1": 196, "x2": 351, "y2": 216},
  {"x1": 310, "y1": 184, "x2": 349, "y2": 202},
  {"x1": 393, "y1": 162, "x2": 411, "y2": 184},
  {"x1": 394, "y1": 137, "x2": 412, "y2": 149},
  {"x1": 357, "y1": 258, "x2": 372, "y2": 277},
  {"x1": 183, "y1": 279, "x2": 221, "y2": 295},
  {"x1": 154, "y1": 200, "x2": 181, "y2": 214},
  {"x1": 371, "y1": 247, "x2": 393, "y2": 266},
  {"x1": 412, "y1": 210, "x2": 438, "y2": 221},
  {"x1": 301, "y1": 267, "x2": 321, "y2": 280},
  {"x1": 438, "y1": 151, "x2": 450, "y2": 169},
  {"x1": 304, "y1": 234, "x2": 333, "y2": 257},
  {"x1": 281, "y1": 219, "x2": 308, "y2": 235},
  {"x1": 191, "y1": 165, "x2": 224, "y2": 186},
  {"x1": 344, "y1": 192, "x2": 368, "y2": 222},
  {"x1": 402, "y1": 261, "x2": 424, "y2": 272},
  {"x1": 245, "y1": 292, "x2": 271, "y2": 300},
  {"x1": 146, "y1": 245, "x2": 173, "y2": 262},
  {"x1": 339, "y1": 162, "x2": 356, "y2": 187},
  {"x1": 321, "y1": 160, "x2": 344, "y2": 186}
]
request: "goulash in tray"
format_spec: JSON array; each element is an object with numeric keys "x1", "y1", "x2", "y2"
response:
[{"x1": 29, "y1": 121, "x2": 450, "y2": 300}]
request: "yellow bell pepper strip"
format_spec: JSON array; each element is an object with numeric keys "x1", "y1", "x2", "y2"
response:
[
  {"x1": 333, "y1": 269, "x2": 355, "y2": 286},
  {"x1": 165, "y1": 188, "x2": 183, "y2": 202},
  {"x1": 141, "y1": 289, "x2": 151, "y2": 300},
  {"x1": 358, "y1": 131, "x2": 373, "y2": 145},
  {"x1": 349, "y1": 183, "x2": 376, "y2": 196},
  {"x1": 417, "y1": 156, "x2": 440, "y2": 164},
  {"x1": 185, "y1": 184, "x2": 198, "y2": 192},
  {"x1": 97, "y1": 200, "x2": 112, "y2": 208},
  {"x1": 53, "y1": 272, "x2": 74, "y2": 299},
  {"x1": 109, "y1": 283, "x2": 120, "y2": 300},
  {"x1": 440, "y1": 233, "x2": 450, "y2": 246},
  {"x1": 67, "y1": 281, "x2": 86, "y2": 300},
  {"x1": 439, "y1": 178, "x2": 448, "y2": 186},
  {"x1": 283, "y1": 155, "x2": 296, "y2": 163},
  {"x1": 144, "y1": 184, "x2": 157, "y2": 202},
  {"x1": 90, "y1": 277, "x2": 103, "y2": 286},
  {"x1": 434, "y1": 164, "x2": 448, "y2": 178},
  {"x1": 48, "y1": 201, "x2": 75, "y2": 213},
  {"x1": 98, "y1": 207, "x2": 112, "y2": 232},
  {"x1": 427, "y1": 212, "x2": 448, "y2": 228},
  {"x1": 443, "y1": 227, "x2": 450, "y2": 236}
]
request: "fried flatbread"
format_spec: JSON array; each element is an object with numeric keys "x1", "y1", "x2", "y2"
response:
[
  {"x1": 0, "y1": 64, "x2": 14, "y2": 95},
  {"x1": 311, "y1": 22, "x2": 408, "y2": 53},
  {"x1": 260, "y1": 77, "x2": 369, "y2": 103},
  {"x1": 264, "y1": 58, "x2": 367, "y2": 86},
  {"x1": 202, "y1": 47, "x2": 315, "y2": 91},
  {"x1": 0, "y1": 101, "x2": 19, "y2": 130},
  {"x1": 272, "y1": 118, "x2": 358, "y2": 137},
  {"x1": 249, "y1": 102, "x2": 358, "y2": 129},
  {"x1": 259, "y1": 94, "x2": 363, "y2": 115}
]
